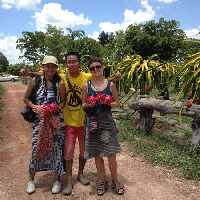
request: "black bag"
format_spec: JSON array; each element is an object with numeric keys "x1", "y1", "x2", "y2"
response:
[
  {"x1": 21, "y1": 105, "x2": 36, "y2": 123},
  {"x1": 21, "y1": 76, "x2": 41, "y2": 123}
]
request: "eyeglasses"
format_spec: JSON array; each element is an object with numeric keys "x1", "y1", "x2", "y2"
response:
[
  {"x1": 67, "y1": 60, "x2": 79, "y2": 64},
  {"x1": 89, "y1": 65, "x2": 102, "y2": 71}
]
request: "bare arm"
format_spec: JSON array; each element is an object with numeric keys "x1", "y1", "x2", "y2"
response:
[
  {"x1": 82, "y1": 83, "x2": 88, "y2": 109},
  {"x1": 23, "y1": 77, "x2": 37, "y2": 109},
  {"x1": 58, "y1": 79, "x2": 66, "y2": 111},
  {"x1": 109, "y1": 82, "x2": 120, "y2": 108},
  {"x1": 19, "y1": 67, "x2": 43, "y2": 77}
]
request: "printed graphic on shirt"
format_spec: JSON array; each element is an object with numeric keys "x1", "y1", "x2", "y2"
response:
[{"x1": 66, "y1": 84, "x2": 82, "y2": 108}]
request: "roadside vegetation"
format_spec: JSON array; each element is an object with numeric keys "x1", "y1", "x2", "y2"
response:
[
  {"x1": 0, "y1": 84, "x2": 5, "y2": 139},
  {"x1": 116, "y1": 112, "x2": 200, "y2": 181}
]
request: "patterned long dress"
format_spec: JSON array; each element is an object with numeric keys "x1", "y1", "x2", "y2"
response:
[
  {"x1": 28, "y1": 79, "x2": 65, "y2": 176},
  {"x1": 84, "y1": 80, "x2": 122, "y2": 159}
]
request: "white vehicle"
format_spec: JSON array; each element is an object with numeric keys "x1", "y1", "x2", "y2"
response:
[{"x1": 0, "y1": 74, "x2": 19, "y2": 82}]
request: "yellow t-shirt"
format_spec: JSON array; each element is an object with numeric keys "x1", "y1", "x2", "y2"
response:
[{"x1": 60, "y1": 72, "x2": 93, "y2": 127}]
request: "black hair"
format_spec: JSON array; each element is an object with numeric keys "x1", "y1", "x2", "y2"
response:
[
  {"x1": 88, "y1": 57, "x2": 103, "y2": 68},
  {"x1": 65, "y1": 52, "x2": 81, "y2": 62}
]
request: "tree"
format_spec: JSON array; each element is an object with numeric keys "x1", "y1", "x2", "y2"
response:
[
  {"x1": 45, "y1": 25, "x2": 69, "y2": 64},
  {"x1": 125, "y1": 18, "x2": 186, "y2": 60},
  {"x1": 64, "y1": 28, "x2": 86, "y2": 53},
  {"x1": 64, "y1": 29, "x2": 102, "y2": 65},
  {"x1": 0, "y1": 52, "x2": 9, "y2": 73},
  {"x1": 16, "y1": 31, "x2": 46, "y2": 65},
  {"x1": 98, "y1": 31, "x2": 109, "y2": 47},
  {"x1": 6, "y1": 63, "x2": 24, "y2": 76}
]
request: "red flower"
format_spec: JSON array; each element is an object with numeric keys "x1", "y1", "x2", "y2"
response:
[
  {"x1": 186, "y1": 102, "x2": 192, "y2": 108},
  {"x1": 88, "y1": 94, "x2": 97, "y2": 104},
  {"x1": 187, "y1": 93, "x2": 193, "y2": 100},
  {"x1": 164, "y1": 69, "x2": 168, "y2": 74},
  {"x1": 172, "y1": 124, "x2": 176, "y2": 127},
  {"x1": 196, "y1": 98, "x2": 200, "y2": 104},
  {"x1": 123, "y1": 83, "x2": 125, "y2": 86},
  {"x1": 145, "y1": 85, "x2": 151, "y2": 91}
]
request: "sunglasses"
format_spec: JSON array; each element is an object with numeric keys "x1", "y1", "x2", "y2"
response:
[{"x1": 89, "y1": 65, "x2": 102, "y2": 71}]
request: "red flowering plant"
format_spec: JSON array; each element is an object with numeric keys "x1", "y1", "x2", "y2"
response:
[
  {"x1": 42, "y1": 103, "x2": 57, "y2": 116},
  {"x1": 186, "y1": 102, "x2": 192, "y2": 108},
  {"x1": 196, "y1": 98, "x2": 200, "y2": 104},
  {"x1": 187, "y1": 93, "x2": 193, "y2": 100},
  {"x1": 145, "y1": 85, "x2": 151, "y2": 91}
]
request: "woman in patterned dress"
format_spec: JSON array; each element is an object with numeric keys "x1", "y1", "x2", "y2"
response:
[
  {"x1": 82, "y1": 57, "x2": 124, "y2": 196},
  {"x1": 23, "y1": 56, "x2": 66, "y2": 194}
]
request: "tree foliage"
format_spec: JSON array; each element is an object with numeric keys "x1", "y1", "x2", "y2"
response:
[
  {"x1": 0, "y1": 52, "x2": 9, "y2": 73},
  {"x1": 125, "y1": 18, "x2": 186, "y2": 60},
  {"x1": 45, "y1": 24, "x2": 68, "y2": 64},
  {"x1": 16, "y1": 31, "x2": 46, "y2": 64}
]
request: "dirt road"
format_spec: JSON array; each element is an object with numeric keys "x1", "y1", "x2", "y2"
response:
[{"x1": 0, "y1": 83, "x2": 200, "y2": 200}]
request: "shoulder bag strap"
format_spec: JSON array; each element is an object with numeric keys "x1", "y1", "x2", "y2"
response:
[
  {"x1": 65, "y1": 74, "x2": 82, "y2": 105},
  {"x1": 32, "y1": 76, "x2": 41, "y2": 104}
]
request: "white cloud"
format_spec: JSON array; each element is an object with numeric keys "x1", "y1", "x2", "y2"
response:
[
  {"x1": 0, "y1": 36, "x2": 23, "y2": 64},
  {"x1": 88, "y1": 31, "x2": 100, "y2": 41},
  {"x1": 33, "y1": 3, "x2": 92, "y2": 32},
  {"x1": 99, "y1": 22, "x2": 122, "y2": 33},
  {"x1": 185, "y1": 29, "x2": 200, "y2": 39},
  {"x1": 155, "y1": 0, "x2": 177, "y2": 3},
  {"x1": 99, "y1": 0, "x2": 155, "y2": 33},
  {"x1": 1, "y1": 0, "x2": 15, "y2": 3},
  {"x1": 1, "y1": 3, "x2": 12, "y2": 9},
  {"x1": 1, "y1": 0, "x2": 41, "y2": 10}
]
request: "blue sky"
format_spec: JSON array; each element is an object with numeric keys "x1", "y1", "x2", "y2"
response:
[{"x1": 0, "y1": 0, "x2": 200, "y2": 64}]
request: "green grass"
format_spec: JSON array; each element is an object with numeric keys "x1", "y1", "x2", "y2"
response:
[
  {"x1": 0, "y1": 84, "x2": 5, "y2": 139},
  {"x1": 116, "y1": 113, "x2": 200, "y2": 181}
]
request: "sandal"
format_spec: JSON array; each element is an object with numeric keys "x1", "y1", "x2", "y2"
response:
[
  {"x1": 97, "y1": 180, "x2": 108, "y2": 196},
  {"x1": 111, "y1": 180, "x2": 124, "y2": 195}
]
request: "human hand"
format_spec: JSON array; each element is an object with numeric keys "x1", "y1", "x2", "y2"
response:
[
  {"x1": 19, "y1": 67, "x2": 29, "y2": 76},
  {"x1": 85, "y1": 100, "x2": 96, "y2": 108},
  {"x1": 114, "y1": 72, "x2": 122, "y2": 81}
]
